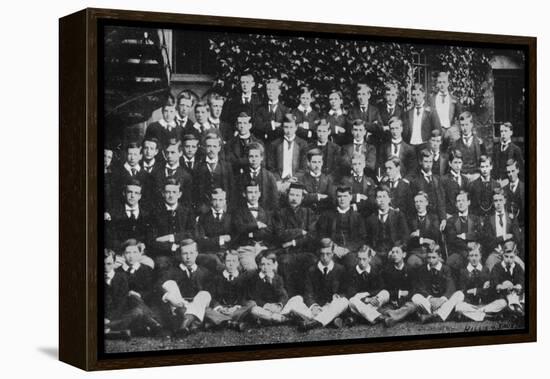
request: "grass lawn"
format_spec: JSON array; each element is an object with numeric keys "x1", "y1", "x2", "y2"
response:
[{"x1": 105, "y1": 317, "x2": 524, "y2": 354}]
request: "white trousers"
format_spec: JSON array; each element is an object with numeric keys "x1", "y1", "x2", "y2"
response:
[
  {"x1": 161, "y1": 280, "x2": 212, "y2": 321},
  {"x1": 411, "y1": 291, "x2": 465, "y2": 321},
  {"x1": 455, "y1": 299, "x2": 508, "y2": 321},
  {"x1": 348, "y1": 290, "x2": 390, "y2": 323},
  {"x1": 282, "y1": 295, "x2": 349, "y2": 326}
]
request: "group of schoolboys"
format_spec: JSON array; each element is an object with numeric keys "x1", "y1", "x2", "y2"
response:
[{"x1": 103, "y1": 70, "x2": 526, "y2": 340}]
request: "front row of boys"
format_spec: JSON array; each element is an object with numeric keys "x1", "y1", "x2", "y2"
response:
[{"x1": 105, "y1": 222, "x2": 524, "y2": 339}]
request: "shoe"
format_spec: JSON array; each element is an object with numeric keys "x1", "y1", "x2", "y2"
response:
[
  {"x1": 145, "y1": 316, "x2": 163, "y2": 335},
  {"x1": 373, "y1": 315, "x2": 387, "y2": 325},
  {"x1": 419, "y1": 313, "x2": 438, "y2": 324},
  {"x1": 233, "y1": 321, "x2": 249, "y2": 332},
  {"x1": 345, "y1": 316, "x2": 356, "y2": 327},
  {"x1": 332, "y1": 317, "x2": 344, "y2": 329},
  {"x1": 298, "y1": 319, "x2": 321, "y2": 332},
  {"x1": 384, "y1": 316, "x2": 397, "y2": 328},
  {"x1": 271, "y1": 313, "x2": 288, "y2": 323}
]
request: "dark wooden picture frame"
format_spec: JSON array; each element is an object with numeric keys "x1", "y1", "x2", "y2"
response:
[{"x1": 59, "y1": 7, "x2": 536, "y2": 371}]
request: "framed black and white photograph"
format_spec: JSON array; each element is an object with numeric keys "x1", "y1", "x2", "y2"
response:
[{"x1": 59, "y1": 7, "x2": 536, "y2": 371}]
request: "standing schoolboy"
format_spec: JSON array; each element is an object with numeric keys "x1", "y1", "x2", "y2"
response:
[
  {"x1": 224, "y1": 112, "x2": 264, "y2": 175},
  {"x1": 346, "y1": 83, "x2": 383, "y2": 147},
  {"x1": 428, "y1": 129, "x2": 449, "y2": 177},
  {"x1": 207, "y1": 93, "x2": 233, "y2": 142},
  {"x1": 428, "y1": 72, "x2": 461, "y2": 147},
  {"x1": 254, "y1": 79, "x2": 290, "y2": 142},
  {"x1": 326, "y1": 89, "x2": 348, "y2": 146},
  {"x1": 306, "y1": 119, "x2": 341, "y2": 177},
  {"x1": 503, "y1": 159, "x2": 525, "y2": 227},
  {"x1": 492, "y1": 122, "x2": 524, "y2": 183},
  {"x1": 174, "y1": 91, "x2": 195, "y2": 130},
  {"x1": 222, "y1": 71, "x2": 261, "y2": 125},
  {"x1": 468, "y1": 155, "x2": 499, "y2": 217},
  {"x1": 341, "y1": 119, "x2": 377, "y2": 178},
  {"x1": 379, "y1": 117, "x2": 418, "y2": 179},
  {"x1": 112, "y1": 142, "x2": 154, "y2": 208},
  {"x1": 337, "y1": 153, "x2": 377, "y2": 218},
  {"x1": 140, "y1": 137, "x2": 164, "y2": 176},
  {"x1": 382, "y1": 157, "x2": 414, "y2": 218},
  {"x1": 403, "y1": 83, "x2": 436, "y2": 151},
  {"x1": 441, "y1": 149, "x2": 469, "y2": 218},
  {"x1": 296, "y1": 148, "x2": 335, "y2": 213},
  {"x1": 450, "y1": 111, "x2": 486, "y2": 182},
  {"x1": 292, "y1": 86, "x2": 320, "y2": 142}
]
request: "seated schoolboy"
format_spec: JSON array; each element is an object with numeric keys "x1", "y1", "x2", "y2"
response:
[
  {"x1": 295, "y1": 148, "x2": 335, "y2": 213},
  {"x1": 140, "y1": 137, "x2": 164, "y2": 176},
  {"x1": 281, "y1": 238, "x2": 349, "y2": 331},
  {"x1": 454, "y1": 242, "x2": 508, "y2": 321},
  {"x1": 157, "y1": 239, "x2": 212, "y2": 336},
  {"x1": 246, "y1": 251, "x2": 289, "y2": 325},
  {"x1": 203, "y1": 250, "x2": 256, "y2": 331},
  {"x1": 104, "y1": 248, "x2": 131, "y2": 340},
  {"x1": 174, "y1": 91, "x2": 195, "y2": 130},
  {"x1": 346, "y1": 246, "x2": 390, "y2": 325},
  {"x1": 411, "y1": 244, "x2": 465, "y2": 323},
  {"x1": 489, "y1": 240, "x2": 525, "y2": 317},
  {"x1": 405, "y1": 191, "x2": 440, "y2": 268}
]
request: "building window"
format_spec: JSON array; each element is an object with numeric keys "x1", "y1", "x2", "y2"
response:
[
  {"x1": 412, "y1": 52, "x2": 429, "y2": 91},
  {"x1": 172, "y1": 30, "x2": 217, "y2": 81}
]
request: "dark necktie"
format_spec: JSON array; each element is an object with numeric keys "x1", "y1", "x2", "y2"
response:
[
  {"x1": 228, "y1": 273, "x2": 233, "y2": 281},
  {"x1": 388, "y1": 107, "x2": 394, "y2": 116},
  {"x1": 460, "y1": 215, "x2": 467, "y2": 225},
  {"x1": 355, "y1": 144, "x2": 362, "y2": 153},
  {"x1": 441, "y1": 93, "x2": 447, "y2": 104},
  {"x1": 392, "y1": 143, "x2": 399, "y2": 156},
  {"x1": 425, "y1": 175, "x2": 432, "y2": 184},
  {"x1": 498, "y1": 213, "x2": 504, "y2": 228},
  {"x1": 379, "y1": 213, "x2": 387, "y2": 223},
  {"x1": 208, "y1": 162, "x2": 216, "y2": 172},
  {"x1": 215, "y1": 212, "x2": 222, "y2": 221},
  {"x1": 419, "y1": 215, "x2": 426, "y2": 224},
  {"x1": 131, "y1": 168, "x2": 137, "y2": 176},
  {"x1": 323, "y1": 267, "x2": 329, "y2": 276},
  {"x1": 361, "y1": 271, "x2": 368, "y2": 280},
  {"x1": 167, "y1": 167, "x2": 176, "y2": 177},
  {"x1": 130, "y1": 211, "x2": 137, "y2": 221},
  {"x1": 269, "y1": 104, "x2": 275, "y2": 113},
  {"x1": 361, "y1": 107, "x2": 367, "y2": 114},
  {"x1": 416, "y1": 107, "x2": 421, "y2": 116}
]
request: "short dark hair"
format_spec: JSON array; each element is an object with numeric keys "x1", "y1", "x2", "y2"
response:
[
  {"x1": 335, "y1": 186, "x2": 351, "y2": 195},
  {"x1": 246, "y1": 142, "x2": 264, "y2": 156},
  {"x1": 142, "y1": 137, "x2": 160, "y2": 150},
  {"x1": 306, "y1": 148, "x2": 323, "y2": 162}
]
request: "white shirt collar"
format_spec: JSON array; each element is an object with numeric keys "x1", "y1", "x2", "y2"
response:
[
  {"x1": 298, "y1": 104, "x2": 312, "y2": 113},
  {"x1": 391, "y1": 138, "x2": 403, "y2": 144},
  {"x1": 105, "y1": 270, "x2": 115, "y2": 281},
  {"x1": 223, "y1": 270, "x2": 239, "y2": 280},
  {"x1": 206, "y1": 157, "x2": 218, "y2": 165},
  {"x1": 212, "y1": 208, "x2": 224, "y2": 217},
  {"x1": 124, "y1": 162, "x2": 141, "y2": 173},
  {"x1": 208, "y1": 117, "x2": 220, "y2": 125},
  {"x1": 458, "y1": 211, "x2": 469, "y2": 217},
  {"x1": 310, "y1": 171, "x2": 322, "y2": 178},
  {"x1": 259, "y1": 271, "x2": 274, "y2": 280},
  {"x1": 143, "y1": 158, "x2": 156, "y2": 169},
  {"x1": 179, "y1": 263, "x2": 198, "y2": 274},
  {"x1": 193, "y1": 121, "x2": 210, "y2": 131},
  {"x1": 247, "y1": 203, "x2": 259, "y2": 209},
  {"x1": 428, "y1": 261, "x2": 443, "y2": 271},
  {"x1": 125, "y1": 204, "x2": 139, "y2": 212},
  {"x1": 250, "y1": 167, "x2": 261, "y2": 175},
  {"x1": 467, "y1": 263, "x2": 483, "y2": 272},
  {"x1": 394, "y1": 262, "x2": 405, "y2": 271},
  {"x1": 501, "y1": 261, "x2": 516, "y2": 273},
  {"x1": 165, "y1": 203, "x2": 178, "y2": 211},
  {"x1": 356, "y1": 265, "x2": 371, "y2": 275},
  {"x1": 284, "y1": 136, "x2": 296, "y2": 143},
  {"x1": 317, "y1": 260, "x2": 335, "y2": 274},
  {"x1": 328, "y1": 109, "x2": 343, "y2": 116},
  {"x1": 268, "y1": 100, "x2": 279, "y2": 106},
  {"x1": 417, "y1": 211, "x2": 427, "y2": 217},
  {"x1": 166, "y1": 162, "x2": 180, "y2": 170},
  {"x1": 353, "y1": 139, "x2": 364, "y2": 145},
  {"x1": 317, "y1": 141, "x2": 328, "y2": 147},
  {"x1": 183, "y1": 156, "x2": 194, "y2": 164},
  {"x1": 337, "y1": 207, "x2": 350, "y2": 214},
  {"x1": 239, "y1": 133, "x2": 251, "y2": 140},
  {"x1": 176, "y1": 115, "x2": 188, "y2": 124}
]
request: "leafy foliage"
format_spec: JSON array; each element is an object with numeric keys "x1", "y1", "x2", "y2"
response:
[{"x1": 208, "y1": 33, "x2": 493, "y2": 113}]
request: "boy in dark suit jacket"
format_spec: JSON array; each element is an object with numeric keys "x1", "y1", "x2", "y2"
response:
[
  {"x1": 428, "y1": 129, "x2": 449, "y2": 177},
  {"x1": 326, "y1": 89, "x2": 348, "y2": 146},
  {"x1": 195, "y1": 133, "x2": 234, "y2": 213},
  {"x1": 109, "y1": 240, "x2": 162, "y2": 335},
  {"x1": 105, "y1": 179, "x2": 151, "y2": 251},
  {"x1": 492, "y1": 122, "x2": 524, "y2": 182},
  {"x1": 406, "y1": 191, "x2": 440, "y2": 268},
  {"x1": 469, "y1": 155, "x2": 499, "y2": 217},
  {"x1": 112, "y1": 142, "x2": 154, "y2": 210},
  {"x1": 338, "y1": 152, "x2": 377, "y2": 218},
  {"x1": 104, "y1": 147, "x2": 116, "y2": 213},
  {"x1": 140, "y1": 137, "x2": 164, "y2": 176},
  {"x1": 152, "y1": 139, "x2": 194, "y2": 208},
  {"x1": 382, "y1": 157, "x2": 414, "y2": 218},
  {"x1": 273, "y1": 183, "x2": 318, "y2": 296},
  {"x1": 441, "y1": 149, "x2": 469, "y2": 217},
  {"x1": 410, "y1": 149, "x2": 447, "y2": 223},
  {"x1": 341, "y1": 119, "x2": 377, "y2": 177},
  {"x1": 346, "y1": 246, "x2": 390, "y2": 324},
  {"x1": 207, "y1": 93, "x2": 233, "y2": 142},
  {"x1": 428, "y1": 72, "x2": 461, "y2": 147},
  {"x1": 307, "y1": 119, "x2": 341, "y2": 177},
  {"x1": 411, "y1": 245, "x2": 464, "y2": 323},
  {"x1": 246, "y1": 251, "x2": 289, "y2": 324},
  {"x1": 266, "y1": 113, "x2": 308, "y2": 187},
  {"x1": 148, "y1": 178, "x2": 195, "y2": 269},
  {"x1": 145, "y1": 94, "x2": 184, "y2": 149},
  {"x1": 224, "y1": 112, "x2": 264, "y2": 175},
  {"x1": 233, "y1": 181, "x2": 275, "y2": 271},
  {"x1": 158, "y1": 239, "x2": 213, "y2": 335},
  {"x1": 450, "y1": 111, "x2": 486, "y2": 181},
  {"x1": 104, "y1": 249, "x2": 131, "y2": 340},
  {"x1": 444, "y1": 190, "x2": 483, "y2": 278},
  {"x1": 346, "y1": 83, "x2": 383, "y2": 146},
  {"x1": 296, "y1": 148, "x2": 335, "y2": 213},
  {"x1": 379, "y1": 83, "x2": 404, "y2": 145},
  {"x1": 504, "y1": 159, "x2": 525, "y2": 227},
  {"x1": 380, "y1": 117, "x2": 418, "y2": 179},
  {"x1": 365, "y1": 185, "x2": 409, "y2": 268},
  {"x1": 235, "y1": 142, "x2": 279, "y2": 211},
  {"x1": 180, "y1": 134, "x2": 202, "y2": 179},
  {"x1": 195, "y1": 188, "x2": 233, "y2": 273},
  {"x1": 203, "y1": 250, "x2": 256, "y2": 331},
  {"x1": 382, "y1": 246, "x2": 418, "y2": 327},
  {"x1": 316, "y1": 186, "x2": 367, "y2": 270},
  {"x1": 454, "y1": 242, "x2": 508, "y2": 321},
  {"x1": 292, "y1": 86, "x2": 320, "y2": 142},
  {"x1": 174, "y1": 91, "x2": 195, "y2": 131},
  {"x1": 254, "y1": 79, "x2": 290, "y2": 142},
  {"x1": 489, "y1": 240, "x2": 525, "y2": 316},
  {"x1": 403, "y1": 83, "x2": 437, "y2": 149},
  {"x1": 483, "y1": 188, "x2": 524, "y2": 271},
  {"x1": 281, "y1": 238, "x2": 349, "y2": 331},
  {"x1": 221, "y1": 72, "x2": 261, "y2": 126}
]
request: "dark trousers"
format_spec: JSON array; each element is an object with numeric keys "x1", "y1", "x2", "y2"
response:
[{"x1": 204, "y1": 301, "x2": 256, "y2": 326}]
